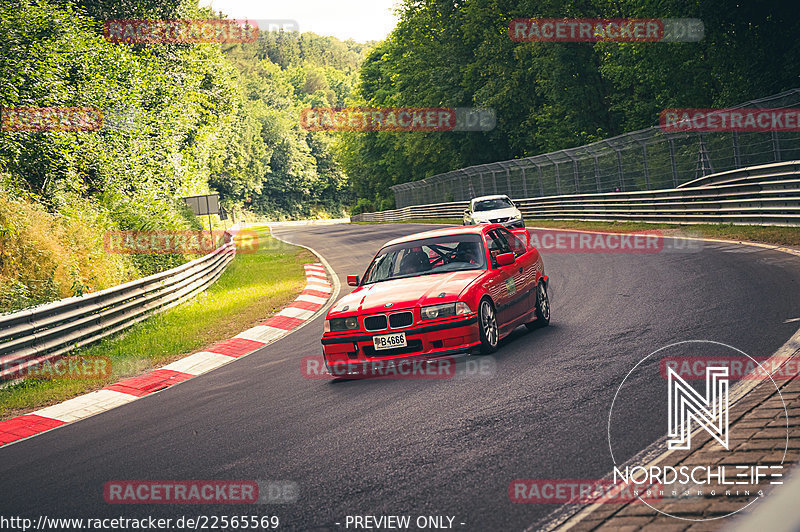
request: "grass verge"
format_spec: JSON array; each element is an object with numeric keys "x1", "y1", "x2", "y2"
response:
[
  {"x1": 354, "y1": 218, "x2": 800, "y2": 247},
  {"x1": 0, "y1": 226, "x2": 314, "y2": 421}
]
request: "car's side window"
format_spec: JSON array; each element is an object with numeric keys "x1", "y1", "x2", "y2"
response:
[
  {"x1": 485, "y1": 230, "x2": 512, "y2": 267},
  {"x1": 498, "y1": 228, "x2": 526, "y2": 257}
]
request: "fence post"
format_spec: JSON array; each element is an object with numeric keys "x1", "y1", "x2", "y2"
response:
[
  {"x1": 536, "y1": 162, "x2": 544, "y2": 196},
  {"x1": 772, "y1": 131, "x2": 782, "y2": 162},
  {"x1": 505, "y1": 166, "x2": 512, "y2": 196},
  {"x1": 733, "y1": 132, "x2": 741, "y2": 168},
  {"x1": 594, "y1": 155, "x2": 601, "y2": 192},
  {"x1": 516, "y1": 162, "x2": 528, "y2": 198},
  {"x1": 641, "y1": 144, "x2": 650, "y2": 189},
  {"x1": 667, "y1": 136, "x2": 678, "y2": 187},
  {"x1": 464, "y1": 169, "x2": 476, "y2": 198},
  {"x1": 563, "y1": 151, "x2": 580, "y2": 194}
]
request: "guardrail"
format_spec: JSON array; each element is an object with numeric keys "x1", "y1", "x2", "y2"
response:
[
  {"x1": 0, "y1": 232, "x2": 237, "y2": 379},
  {"x1": 677, "y1": 160, "x2": 800, "y2": 188},
  {"x1": 352, "y1": 161, "x2": 800, "y2": 226}
]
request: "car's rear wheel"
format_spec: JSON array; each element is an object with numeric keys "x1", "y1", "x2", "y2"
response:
[
  {"x1": 525, "y1": 281, "x2": 550, "y2": 331},
  {"x1": 478, "y1": 298, "x2": 498, "y2": 354}
]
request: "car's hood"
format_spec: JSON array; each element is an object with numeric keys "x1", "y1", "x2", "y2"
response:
[
  {"x1": 472, "y1": 206, "x2": 519, "y2": 220},
  {"x1": 330, "y1": 270, "x2": 485, "y2": 316}
]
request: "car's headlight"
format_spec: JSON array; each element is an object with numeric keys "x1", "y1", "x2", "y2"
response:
[
  {"x1": 325, "y1": 316, "x2": 359, "y2": 332},
  {"x1": 420, "y1": 302, "x2": 472, "y2": 320},
  {"x1": 511, "y1": 211, "x2": 522, "y2": 219}
]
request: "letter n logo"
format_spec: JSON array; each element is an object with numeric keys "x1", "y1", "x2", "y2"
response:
[{"x1": 667, "y1": 366, "x2": 729, "y2": 450}]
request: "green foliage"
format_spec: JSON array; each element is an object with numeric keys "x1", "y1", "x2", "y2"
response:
[
  {"x1": 1, "y1": 0, "x2": 368, "y2": 310},
  {"x1": 337, "y1": 0, "x2": 800, "y2": 207},
  {"x1": 216, "y1": 31, "x2": 366, "y2": 219}
]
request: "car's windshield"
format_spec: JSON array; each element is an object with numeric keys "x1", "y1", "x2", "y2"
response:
[
  {"x1": 363, "y1": 235, "x2": 486, "y2": 284},
  {"x1": 474, "y1": 198, "x2": 512, "y2": 211}
]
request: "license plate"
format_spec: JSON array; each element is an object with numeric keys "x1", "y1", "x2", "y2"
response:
[{"x1": 372, "y1": 332, "x2": 407, "y2": 351}]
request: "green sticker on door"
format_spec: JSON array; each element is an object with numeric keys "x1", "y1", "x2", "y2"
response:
[{"x1": 504, "y1": 276, "x2": 516, "y2": 295}]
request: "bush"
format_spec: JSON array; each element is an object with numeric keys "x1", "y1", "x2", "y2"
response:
[{"x1": 0, "y1": 187, "x2": 135, "y2": 313}]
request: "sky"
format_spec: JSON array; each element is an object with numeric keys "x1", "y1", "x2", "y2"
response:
[{"x1": 199, "y1": 0, "x2": 400, "y2": 42}]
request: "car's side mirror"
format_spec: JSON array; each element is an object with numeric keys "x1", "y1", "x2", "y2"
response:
[
  {"x1": 495, "y1": 252, "x2": 515, "y2": 267},
  {"x1": 347, "y1": 275, "x2": 360, "y2": 287}
]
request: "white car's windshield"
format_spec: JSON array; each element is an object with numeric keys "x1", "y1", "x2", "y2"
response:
[
  {"x1": 363, "y1": 235, "x2": 486, "y2": 284},
  {"x1": 474, "y1": 198, "x2": 512, "y2": 211}
]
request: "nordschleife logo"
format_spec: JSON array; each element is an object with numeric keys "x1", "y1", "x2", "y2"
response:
[{"x1": 667, "y1": 366, "x2": 729, "y2": 450}]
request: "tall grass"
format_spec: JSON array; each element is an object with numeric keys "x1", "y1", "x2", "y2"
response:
[{"x1": 0, "y1": 189, "x2": 135, "y2": 311}]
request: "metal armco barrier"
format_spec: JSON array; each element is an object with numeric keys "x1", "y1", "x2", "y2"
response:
[
  {"x1": 351, "y1": 160, "x2": 800, "y2": 226},
  {"x1": 0, "y1": 234, "x2": 236, "y2": 379}
]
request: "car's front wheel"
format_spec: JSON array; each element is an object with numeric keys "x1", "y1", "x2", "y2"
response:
[
  {"x1": 525, "y1": 281, "x2": 550, "y2": 331},
  {"x1": 478, "y1": 298, "x2": 498, "y2": 354}
]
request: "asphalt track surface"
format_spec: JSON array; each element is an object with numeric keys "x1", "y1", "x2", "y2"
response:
[{"x1": 2, "y1": 223, "x2": 800, "y2": 531}]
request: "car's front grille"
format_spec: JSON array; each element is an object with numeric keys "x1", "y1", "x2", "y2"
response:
[
  {"x1": 490, "y1": 217, "x2": 510, "y2": 223},
  {"x1": 389, "y1": 311, "x2": 413, "y2": 328},
  {"x1": 364, "y1": 315, "x2": 388, "y2": 331},
  {"x1": 363, "y1": 339, "x2": 423, "y2": 358}
]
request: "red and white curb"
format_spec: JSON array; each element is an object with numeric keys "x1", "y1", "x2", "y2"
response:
[{"x1": 0, "y1": 263, "x2": 332, "y2": 448}]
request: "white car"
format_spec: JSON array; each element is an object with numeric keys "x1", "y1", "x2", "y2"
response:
[{"x1": 463, "y1": 195, "x2": 524, "y2": 228}]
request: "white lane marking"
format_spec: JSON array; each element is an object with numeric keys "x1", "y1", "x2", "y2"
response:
[
  {"x1": 784, "y1": 317, "x2": 800, "y2": 323},
  {"x1": 297, "y1": 294, "x2": 328, "y2": 305},
  {"x1": 162, "y1": 351, "x2": 234, "y2": 376},
  {"x1": 235, "y1": 325, "x2": 285, "y2": 343},
  {"x1": 34, "y1": 390, "x2": 138, "y2": 423},
  {"x1": 279, "y1": 307, "x2": 315, "y2": 320},
  {"x1": 306, "y1": 285, "x2": 332, "y2": 294}
]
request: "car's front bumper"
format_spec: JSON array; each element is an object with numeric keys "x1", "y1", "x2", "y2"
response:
[
  {"x1": 474, "y1": 218, "x2": 524, "y2": 228},
  {"x1": 321, "y1": 314, "x2": 481, "y2": 372}
]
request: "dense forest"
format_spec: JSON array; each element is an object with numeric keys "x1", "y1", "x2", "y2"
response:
[
  {"x1": 0, "y1": 0, "x2": 365, "y2": 311},
  {"x1": 342, "y1": 0, "x2": 800, "y2": 211}
]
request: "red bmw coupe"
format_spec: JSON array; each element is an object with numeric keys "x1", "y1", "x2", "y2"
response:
[{"x1": 321, "y1": 224, "x2": 549, "y2": 374}]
